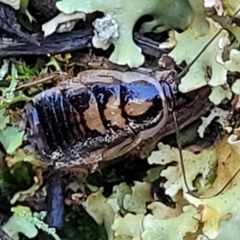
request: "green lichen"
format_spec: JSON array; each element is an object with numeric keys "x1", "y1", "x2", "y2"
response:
[
  {"x1": 56, "y1": 0, "x2": 193, "y2": 68},
  {"x1": 2, "y1": 206, "x2": 38, "y2": 240}
]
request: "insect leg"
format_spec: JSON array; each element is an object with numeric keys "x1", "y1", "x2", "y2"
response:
[{"x1": 160, "y1": 81, "x2": 175, "y2": 111}]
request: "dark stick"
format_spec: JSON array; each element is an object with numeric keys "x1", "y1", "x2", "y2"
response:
[
  {"x1": 0, "y1": 27, "x2": 166, "y2": 58},
  {"x1": 46, "y1": 172, "x2": 65, "y2": 229},
  {"x1": 0, "y1": 228, "x2": 13, "y2": 240},
  {"x1": 0, "y1": 3, "x2": 40, "y2": 46}
]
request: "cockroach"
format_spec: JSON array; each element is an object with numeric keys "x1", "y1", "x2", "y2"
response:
[
  {"x1": 23, "y1": 6, "x2": 240, "y2": 201},
  {"x1": 25, "y1": 70, "x2": 173, "y2": 169}
]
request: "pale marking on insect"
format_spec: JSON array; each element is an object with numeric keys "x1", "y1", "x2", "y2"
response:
[
  {"x1": 78, "y1": 70, "x2": 167, "y2": 102},
  {"x1": 60, "y1": 81, "x2": 106, "y2": 134},
  {"x1": 124, "y1": 101, "x2": 153, "y2": 116},
  {"x1": 83, "y1": 95, "x2": 106, "y2": 134},
  {"x1": 104, "y1": 94, "x2": 128, "y2": 128}
]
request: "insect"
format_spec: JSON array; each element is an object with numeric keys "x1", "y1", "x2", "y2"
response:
[{"x1": 24, "y1": 70, "x2": 174, "y2": 170}]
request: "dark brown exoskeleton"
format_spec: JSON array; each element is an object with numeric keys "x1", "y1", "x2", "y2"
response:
[{"x1": 24, "y1": 70, "x2": 174, "y2": 170}]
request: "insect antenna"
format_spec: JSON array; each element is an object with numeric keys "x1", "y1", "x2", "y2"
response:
[{"x1": 172, "y1": 7, "x2": 240, "y2": 199}]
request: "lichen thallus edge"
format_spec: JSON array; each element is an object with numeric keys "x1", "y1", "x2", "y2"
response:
[{"x1": 172, "y1": 7, "x2": 240, "y2": 199}]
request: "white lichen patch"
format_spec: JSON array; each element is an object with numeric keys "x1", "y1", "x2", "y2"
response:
[
  {"x1": 198, "y1": 107, "x2": 232, "y2": 138},
  {"x1": 232, "y1": 79, "x2": 240, "y2": 95},
  {"x1": 56, "y1": 20, "x2": 77, "y2": 33},
  {"x1": 209, "y1": 86, "x2": 232, "y2": 105},
  {"x1": 42, "y1": 12, "x2": 86, "y2": 37},
  {"x1": 204, "y1": 0, "x2": 224, "y2": 16},
  {"x1": 92, "y1": 13, "x2": 119, "y2": 49},
  {"x1": 0, "y1": 0, "x2": 19, "y2": 10},
  {"x1": 148, "y1": 142, "x2": 217, "y2": 197}
]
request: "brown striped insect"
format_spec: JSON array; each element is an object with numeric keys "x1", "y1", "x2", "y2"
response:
[{"x1": 25, "y1": 70, "x2": 174, "y2": 170}]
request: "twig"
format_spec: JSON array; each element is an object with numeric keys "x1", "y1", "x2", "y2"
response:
[
  {"x1": 0, "y1": 27, "x2": 166, "y2": 58},
  {"x1": 15, "y1": 73, "x2": 59, "y2": 91}
]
